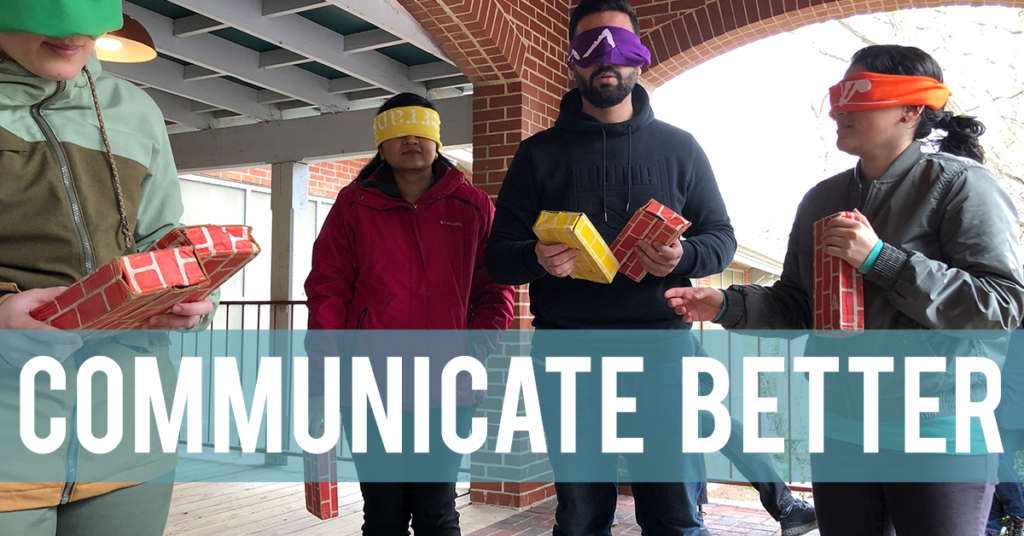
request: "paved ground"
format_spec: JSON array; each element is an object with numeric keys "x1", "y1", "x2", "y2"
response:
[{"x1": 465, "y1": 494, "x2": 821, "y2": 536}]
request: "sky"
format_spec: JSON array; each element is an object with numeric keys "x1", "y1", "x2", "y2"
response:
[{"x1": 651, "y1": 6, "x2": 1024, "y2": 261}]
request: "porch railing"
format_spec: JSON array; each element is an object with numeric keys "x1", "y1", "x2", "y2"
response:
[{"x1": 174, "y1": 300, "x2": 809, "y2": 491}]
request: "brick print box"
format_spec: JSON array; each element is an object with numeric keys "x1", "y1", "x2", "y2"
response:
[
  {"x1": 610, "y1": 199, "x2": 692, "y2": 282},
  {"x1": 304, "y1": 425, "x2": 340, "y2": 519},
  {"x1": 813, "y1": 211, "x2": 866, "y2": 337},
  {"x1": 30, "y1": 225, "x2": 260, "y2": 333}
]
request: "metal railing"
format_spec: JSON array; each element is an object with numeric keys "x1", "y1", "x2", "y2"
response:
[
  {"x1": 173, "y1": 301, "x2": 808, "y2": 490},
  {"x1": 175, "y1": 300, "x2": 311, "y2": 459}
]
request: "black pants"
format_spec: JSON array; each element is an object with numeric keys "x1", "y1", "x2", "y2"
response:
[
  {"x1": 811, "y1": 438, "x2": 996, "y2": 535},
  {"x1": 341, "y1": 405, "x2": 476, "y2": 536},
  {"x1": 703, "y1": 411, "x2": 795, "y2": 520},
  {"x1": 358, "y1": 482, "x2": 461, "y2": 536}
]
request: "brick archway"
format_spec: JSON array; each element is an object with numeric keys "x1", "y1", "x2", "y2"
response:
[{"x1": 637, "y1": 0, "x2": 1024, "y2": 86}]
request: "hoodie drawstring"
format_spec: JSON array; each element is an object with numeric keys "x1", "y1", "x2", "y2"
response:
[
  {"x1": 83, "y1": 66, "x2": 132, "y2": 250},
  {"x1": 601, "y1": 129, "x2": 608, "y2": 223},
  {"x1": 626, "y1": 125, "x2": 633, "y2": 214}
]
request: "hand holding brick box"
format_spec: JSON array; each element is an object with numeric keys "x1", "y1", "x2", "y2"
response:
[
  {"x1": 610, "y1": 199, "x2": 692, "y2": 282},
  {"x1": 814, "y1": 211, "x2": 866, "y2": 337},
  {"x1": 30, "y1": 225, "x2": 260, "y2": 331}
]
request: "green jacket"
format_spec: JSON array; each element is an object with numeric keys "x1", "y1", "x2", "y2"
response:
[
  {"x1": 0, "y1": 54, "x2": 199, "y2": 511},
  {"x1": 0, "y1": 54, "x2": 183, "y2": 296}
]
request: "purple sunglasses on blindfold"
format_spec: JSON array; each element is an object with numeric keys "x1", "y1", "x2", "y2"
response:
[{"x1": 567, "y1": 26, "x2": 651, "y2": 69}]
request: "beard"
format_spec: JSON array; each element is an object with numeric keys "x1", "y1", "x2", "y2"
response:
[{"x1": 574, "y1": 65, "x2": 638, "y2": 109}]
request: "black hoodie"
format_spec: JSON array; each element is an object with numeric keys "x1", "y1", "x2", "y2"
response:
[{"x1": 485, "y1": 86, "x2": 736, "y2": 329}]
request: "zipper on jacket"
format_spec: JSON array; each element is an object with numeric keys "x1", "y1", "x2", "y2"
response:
[
  {"x1": 60, "y1": 404, "x2": 80, "y2": 504},
  {"x1": 355, "y1": 308, "x2": 368, "y2": 330},
  {"x1": 30, "y1": 81, "x2": 96, "y2": 276}
]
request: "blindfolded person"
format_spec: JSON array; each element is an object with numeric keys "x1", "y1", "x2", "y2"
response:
[
  {"x1": 0, "y1": 1, "x2": 215, "y2": 534},
  {"x1": 667, "y1": 44, "x2": 1024, "y2": 536},
  {"x1": 485, "y1": 0, "x2": 738, "y2": 534},
  {"x1": 304, "y1": 93, "x2": 514, "y2": 536}
]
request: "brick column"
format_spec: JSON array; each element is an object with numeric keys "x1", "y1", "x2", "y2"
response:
[
  {"x1": 397, "y1": 0, "x2": 569, "y2": 509},
  {"x1": 470, "y1": 331, "x2": 558, "y2": 508}
]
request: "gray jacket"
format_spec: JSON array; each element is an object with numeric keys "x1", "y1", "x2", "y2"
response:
[{"x1": 721, "y1": 142, "x2": 1024, "y2": 420}]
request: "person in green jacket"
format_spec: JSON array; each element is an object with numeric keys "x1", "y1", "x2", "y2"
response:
[{"x1": 0, "y1": 1, "x2": 212, "y2": 534}]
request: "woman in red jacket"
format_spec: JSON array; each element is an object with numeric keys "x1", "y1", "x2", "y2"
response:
[{"x1": 305, "y1": 93, "x2": 514, "y2": 536}]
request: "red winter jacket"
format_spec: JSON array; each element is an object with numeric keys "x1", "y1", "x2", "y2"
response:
[{"x1": 305, "y1": 165, "x2": 514, "y2": 401}]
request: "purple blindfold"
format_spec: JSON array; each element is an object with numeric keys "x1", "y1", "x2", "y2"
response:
[{"x1": 567, "y1": 26, "x2": 651, "y2": 69}]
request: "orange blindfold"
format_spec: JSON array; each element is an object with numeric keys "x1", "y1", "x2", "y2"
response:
[{"x1": 829, "y1": 72, "x2": 951, "y2": 114}]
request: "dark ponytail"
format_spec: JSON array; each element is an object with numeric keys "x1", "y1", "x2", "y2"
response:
[
  {"x1": 354, "y1": 92, "x2": 457, "y2": 182},
  {"x1": 850, "y1": 45, "x2": 986, "y2": 164}
]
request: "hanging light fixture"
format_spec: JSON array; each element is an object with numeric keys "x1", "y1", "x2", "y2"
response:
[{"x1": 95, "y1": 14, "x2": 156, "y2": 63}]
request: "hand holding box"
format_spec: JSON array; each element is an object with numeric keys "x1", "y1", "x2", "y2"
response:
[
  {"x1": 533, "y1": 211, "x2": 620, "y2": 284},
  {"x1": 814, "y1": 211, "x2": 866, "y2": 337},
  {"x1": 30, "y1": 225, "x2": 260, "y2": 331},
  {"x1": 610, "y1": 199, "x2": 692, "y2": 282}
]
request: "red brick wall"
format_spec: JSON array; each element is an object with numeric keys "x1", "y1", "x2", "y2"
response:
[
  {"x1": 202, "y1": 159, "x2": 370, "y2": 199},
  {"x1": 201, "y1": 158, "x2": 478, "y2": 199},
  {"x1": 471, "y1": 482, "x2": 558, "y2": 509}
]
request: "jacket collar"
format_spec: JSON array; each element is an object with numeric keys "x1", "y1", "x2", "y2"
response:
[
  {"x1": 875, "y1": 141, "x2": 924, "y2": 184},
  {"x1": 0, "y1": 52, "x2": 102, "y2": 107},
  {"x1": 848, "y1": 141, "x2": 925, "y2": 200},
  {"x1": 554, "y1": 85, "x2": 655, "y2": 136},
  {"x1": 358, "y1": 163, "x2": 465, "y2": 208}
]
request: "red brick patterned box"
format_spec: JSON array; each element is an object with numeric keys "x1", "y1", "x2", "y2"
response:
[
  {"x1": 30, "y1": 225, "x2": 259, "y2": 331},
  {"x1": 610, "y1": 199, "x2": 692, "y2": 282},
  {"x1": 303, "y1": 429, "x2": 339, "y2": 519},
  {"x1": 813, "y1": 211, "x2": 866, "y2": 337}
]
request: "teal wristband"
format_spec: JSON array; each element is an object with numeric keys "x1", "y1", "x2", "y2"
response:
[
  {"x1": 859, "y1": 240, "x2": 884, "y2": 275},
  {"x1": 711, "y1": 289, "x2": 728, "y2": 323}
]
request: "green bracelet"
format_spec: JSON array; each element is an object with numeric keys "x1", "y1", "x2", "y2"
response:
[{"x1": 711, "y1": 289, "x2": 728, "y2": 323}]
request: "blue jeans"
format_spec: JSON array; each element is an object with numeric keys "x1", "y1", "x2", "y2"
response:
[
  {"x1": 989, "y1": 430, "x2": 1024, "y2": 534},
  {"x1": 532, "y1": 331, "x2": 706, "y2": 536}
]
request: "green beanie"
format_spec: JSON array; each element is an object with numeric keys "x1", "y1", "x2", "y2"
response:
[{"x1": 0, "y1": 0, "x2": 123, "y2": 40}]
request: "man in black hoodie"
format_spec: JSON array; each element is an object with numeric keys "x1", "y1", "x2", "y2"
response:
[{"x1": 485, "y1": 1, "x2": 734, "y2": 535}]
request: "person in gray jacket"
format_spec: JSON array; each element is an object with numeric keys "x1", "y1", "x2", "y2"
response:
[{"x1": 665, "y1": 44, "x2": 1024, "y2": 536}]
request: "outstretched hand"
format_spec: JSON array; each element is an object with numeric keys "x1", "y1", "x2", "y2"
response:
[{"x1": 665, "y1": 287, "x2": 725, "y2": 323}]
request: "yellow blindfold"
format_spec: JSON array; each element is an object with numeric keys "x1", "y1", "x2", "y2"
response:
[{"x1": 373, "y1": 106, "x2": 443, "y2": 148}]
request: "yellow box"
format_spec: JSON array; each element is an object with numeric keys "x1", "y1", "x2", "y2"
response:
[{"x1": 532, "y1": 211, "x2": 619, "y2": 284}]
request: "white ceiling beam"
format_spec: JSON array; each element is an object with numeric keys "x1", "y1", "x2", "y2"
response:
[
  {"x1": 259, "y1": 49, "x2": 308, "y2": 69},
  {"x1": 104, "y1": 57, "x2": 277, "y2": 121},
  {"x1": 124, "y1": 2, "x2": 347, "y2": 112},
  {"x1": 183, "y1": 65, "x2": 223, "y2": 80},
  {"x1": 173, "y1": 14, "x2": 228, "y2": 37},
  {"x1": 344, "y1": 29, "x2": 403, "y2": 53},
  {"x1": 164, "y1": 0, "x2": 423, "y2": 95},
  {"x1": 191, "y1": 101, "x2": 222, "y2": 114},
  {"x1": 257, "y1": 90, "x2": 293, "y2": 104},
  {"x1": 426, "y1": 75, "x2": 471, "y2": 91},
  {"x1": 348, "y1": 88, "x2": 394, "y2": 101},
  {"x1": 276, "y1": 100, "x2": 318, "y2": 111},
  {"x1": 169, "y1": 95, "x2": 472, "y2": 172},
  {"x1": 324, "y1": 0, "x2": 452, "y2": 64},
  {"x1": 327, "y1": 77, "x2": 375, "y2": 94},
  {"x1": 426, "y1": 88, "x2": 468, "y2": 101},
  {"x1": 262, "y1": 0, "x2": 328, "y2": 17},
  {"x1": 166, "y1": 123, "x2": 199, "y2": 135},
  {"x1": 143, "y1": 88, "x2": 216, "y2": 130},
  {"x1": 409, "y1": 62, "x2": 462, "y2": 82}
]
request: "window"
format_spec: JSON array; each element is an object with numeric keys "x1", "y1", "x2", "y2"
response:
[{"x1": 177, "y1": 174, "x2": 335, "y2": 303}]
